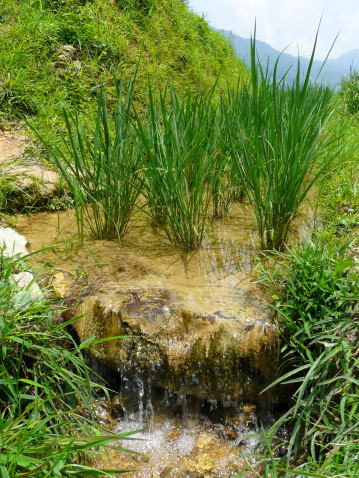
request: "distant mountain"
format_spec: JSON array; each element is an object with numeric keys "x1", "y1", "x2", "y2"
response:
[{"x1": 217, "y1": 29, "x2": 359, "y2": 88}]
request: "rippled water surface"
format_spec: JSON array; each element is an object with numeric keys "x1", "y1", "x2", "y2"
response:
[{"x1": 17, "y1": 200, "x2": 313, "y2": 317}]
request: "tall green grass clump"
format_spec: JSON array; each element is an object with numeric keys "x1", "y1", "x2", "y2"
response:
[
  {"x1": 35, "y1": 76, "x2": 142, "y2": 241},
  {"x1": 212, "y1": 105, "x2": 239, "y2": 218},
  {"x1": 134, "y1": 82, "x2": 220, "y2": 250},
  {"x1": 214, "y1": 80, "x2": 256, "y2": 216},
  {"x1": 211, "y1": 151, "x2": 236, "y2": 218},
  {"x1": 224, "y1": 32, "x2": 334, "y2": 250},
  {"x1": 0, "y1": 251, "x2": 136, "y2": 475},
  {"x1": 238, "y1": 240, "x2": 359, "y2": 477}
]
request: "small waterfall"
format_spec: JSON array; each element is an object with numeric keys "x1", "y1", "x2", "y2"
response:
[
  {"x1": 104, "y1": 378, "x2": 267, "y2": 477},
  {"x1": 136, "y1": 377, "x2": 145, "y2": 425}
]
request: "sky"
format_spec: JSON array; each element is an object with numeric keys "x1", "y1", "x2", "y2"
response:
[{"x1": 189, "y1": 0, "x2": 359, "y2": 61}]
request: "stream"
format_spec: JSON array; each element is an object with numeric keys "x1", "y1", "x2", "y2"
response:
[{"x1": 16, "y1": 200, "x2": 311, "y2": 476}]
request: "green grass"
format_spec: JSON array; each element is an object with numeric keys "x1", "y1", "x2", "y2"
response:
[
  {"x1": 0, "y1": 0, "x2": 248, "y2": 137},
  {"x1": 133, "y1": 81, "x2": 220, "y2": 250},
  {"x1": 27, "y1": 31, "x2": 339, "y2": 252},
  {"x1": 319, "y1": 99, "x2": 359, "y2": 239},
  {"x1": 0, "y1": 251, "x2": 138, "y2": 475},
  {"x1": 339, "y1": 70, "x2": 359, "y2": 114},
  {"x1": 32, "y1": 75, "x2": 143, "y2": 241},
  {"x1": 4, "y1": 4, "x2": 359, "y2": 474},
  {"x1": 224, "y1": 32, "x2": 335, "y2": 250},
  {"x1": 261, "y1": 240, "x2": 359, "y2": 476},
  {"x1": 236, "y1": 239, "x2": 359, "y2": 477},
  {"x1": 235, "y1": 79, "x2": 359, "y2": 477}
]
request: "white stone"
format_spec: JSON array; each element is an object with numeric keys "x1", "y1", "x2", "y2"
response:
[
  {"x1": 11, "y1": 271, "x2": 41, "y2": 301},
  {"x1": 0, "y1": 227, "x2": 29, "y2": 257}
]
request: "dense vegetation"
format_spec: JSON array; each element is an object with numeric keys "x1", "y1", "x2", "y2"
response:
[
  {"x1": 2, "y1": 0, "x2": 359, "y2": 476},
  {"x1": 339, "y1": 71, "x2": 359, "y2": 113},
  {"x1": 0, "y1": 0, "x2": 248, "y2": 474},
  {"x1": 0, "y1": 0, "x2": 247, "y2": 136},
  {"x1": 34, "y1": 36, "x2": 334, "y2": 251},
  {"x1": 0, "y1": 252, "x2": 139, "y2": 475},
  {"x1": 237, "y1": 73, "x2": 359, "y2": 477},
  {"x1": 241, "y1": 241, "x2": 359, "y2": 477}
]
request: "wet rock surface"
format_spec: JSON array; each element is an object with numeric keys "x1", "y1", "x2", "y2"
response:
[
  {"x1": 48, "y1": 271, "x2": 73, "y2": 299},
  {"x1": 73, "y1": 282, "x2": 276, "y2": 402},
  {"x1": 16, "y1": 210, "x2": 280, "y2": 403},
  {"x1": 90, "y1": 386, "x2": 260, "y2": 477},
  {"x1": 14, "y1": 205, "x2": 292, "y2": 476}
]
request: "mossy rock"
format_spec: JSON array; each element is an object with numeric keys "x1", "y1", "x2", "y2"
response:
[{"x1": 72, "y1": 282, "x2": 277, "y2": 402}]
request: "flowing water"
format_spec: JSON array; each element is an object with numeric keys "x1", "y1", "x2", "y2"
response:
[
  {"x1": 92, "y1": 377, "x2": 263, "y2": 477},
  {"x1": 16, "y1": 200, "x2": 313, "y2": 476}
]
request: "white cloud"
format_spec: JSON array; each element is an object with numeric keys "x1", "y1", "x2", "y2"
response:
[{"x1": 334, "y1": 13, "x2": 359, "y2": 56}]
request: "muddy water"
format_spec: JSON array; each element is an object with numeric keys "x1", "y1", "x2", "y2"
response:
[
  {"x1": 16, "y1": 201, "x2": 312, "y2": 477},
  {"x1": 17, "y1": 202, "x2": 259, "y2": 307},
  {"x1": 16, "y1": 200, "x2": 313, "y2": 316}
]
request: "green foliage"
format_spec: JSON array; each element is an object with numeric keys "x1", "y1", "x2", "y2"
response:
[
  {"x1": 53, "y1": 14, "x2": 108, "y2": 55},
  {"x1": 0, "y1": 73, "x2": 38, "y2": 116},
  {"x1": 31, "y1": 42, "x2": 338, "y2": 251},
  {"x1": 339, "y1": 71, "x2": 359, "y2": 114},
  {"x1": 115, "y1": 0, "x2": 155, "y2": 20},
  {"x1": 134, "y1": 81, "x2": 220, "y2": 250},
  {"x1": 318, "y1": 106, "x2": 359, "y2": 237},
  {"x1": 38, "y1": 0, "x2": 89, "y2": 11},
  {"x1": 0, "y1": 168, "x2": 28, "y2": 214},
  {"x1": 322, "y1": 164, "x2": 359, "y2": 235},
  {"x1": 0, "y1": 0, "x2": 247, "y2": 132},
  {"x1": 235, "y1": 89, "x2": 359, "y2": 477},
  {"x1": 261, "y1": 240, "x2": 357, "y2": 334},
  {"x1": 34, "y1": 74, "x2": 231, "y2": 250},
  {"x1": 34, "y1": 76, "x2": 142, "y2": 241},
  {"x1": 0, "y1": 252, "x2": 137, "y2": 475},
  {"x1": 224, "y1": 33, "x2": 335, "y2": 250},
  {"x1": 246, "y1": 240, "x2": 359, "y2": 476}
]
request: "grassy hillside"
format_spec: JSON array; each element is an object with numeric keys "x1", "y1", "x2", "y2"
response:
[{"x1": 0, "y1": 0, "x2": 248, "y2": 134}]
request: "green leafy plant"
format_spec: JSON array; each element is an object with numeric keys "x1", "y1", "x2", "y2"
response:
[
  {"x1": 321, "y1": 161, "x2": 359, "y2": 235},
  {"x1": 0, "y1": 0, "x2": 248, "y2": 136},
  {"x1": 52, "y1": 12, "x2": 110, "y2": 57},
  {"x1": 339, "y1": 71, "x2": 359, "y2": 114},
  {"x1": 115, "y1": 0, "x2": 155, "y2": 18},
  {"x1": 247, "y1": 240, "x2": 359, "y2": 476},
  {"x1": 0, "y1": 72, "x2": 38, "y2": 116},
  {"x1": 211, "y1": 155, "x2": 236, "y2": 218},
  {"x1": 36, "y1": 0, "x2": 89, "y2": 12}
]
